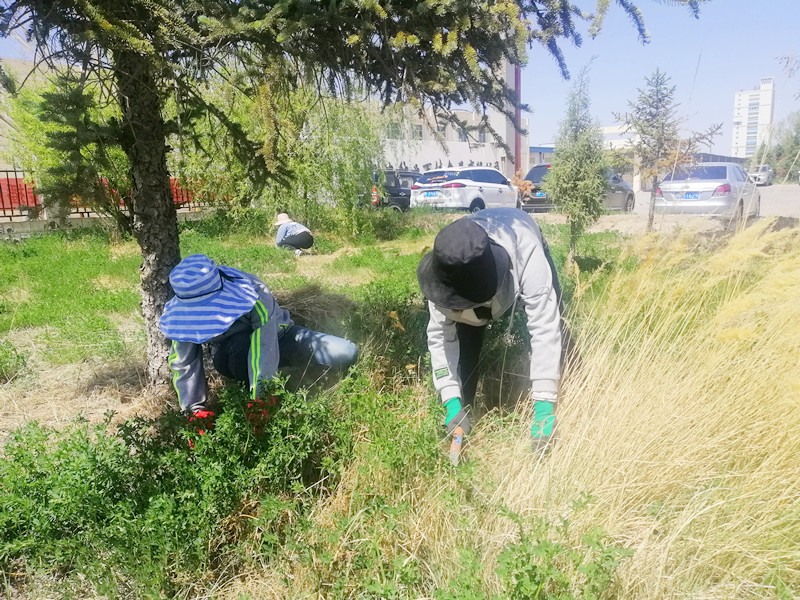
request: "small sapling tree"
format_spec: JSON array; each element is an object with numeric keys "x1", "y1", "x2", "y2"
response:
[
  {"x1": 616, "y1": 69, "x2": 720, "y2": 231},
  {"x1": 542, "y1": 68, "x2": 607, "y2": 261}
]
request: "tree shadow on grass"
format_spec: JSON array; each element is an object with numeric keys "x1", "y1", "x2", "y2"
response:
[
  {"x1": 574, "y1": 255, "x2": 606, "y2": 273},
  {"x1": 80, "y1": 360, "x2": 148, "y2": 399}
]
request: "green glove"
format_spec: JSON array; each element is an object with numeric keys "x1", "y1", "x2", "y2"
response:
[
  {"x1": 531, "y1": 400, "x2": 556, "y2": 439},
  {"x1": 443, "y1": 397, "x2": 472, "y2": 436}
]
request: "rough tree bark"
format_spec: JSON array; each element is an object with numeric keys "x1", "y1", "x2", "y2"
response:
[{"x1": 114, "y1": 50, "x2": 181, "y2": 384}]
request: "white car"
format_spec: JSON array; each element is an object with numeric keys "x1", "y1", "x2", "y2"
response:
[
  {"x1": 748, "y1": 164, "x2": 774, "y2": 186},
  {"x1": 409, "y1": 167, "x2": 518, "y2": 212}
]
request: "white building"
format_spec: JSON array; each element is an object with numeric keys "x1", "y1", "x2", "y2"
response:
[
  {"x1": 731, "y1": 77, "x2": 774, "y2": 159},
  {"x1": 383, "y1": 64, "x2": 529, "y2": 178},
  {"x1": 383, "y1": 107, "x2": 528, "y2": 178}
]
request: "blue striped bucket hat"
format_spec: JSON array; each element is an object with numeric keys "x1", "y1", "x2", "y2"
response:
[{"x1": 158, "y1": 254, "x2": 259, "y2": 343}]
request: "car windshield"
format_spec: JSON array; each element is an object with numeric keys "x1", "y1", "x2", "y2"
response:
[
  {"x1": 663, "y1": 166, "x2": 727, "y2": 181},
  {"x1": 416, "y1": 170, "x2": 471, "y2": 184},
  {"x1": 524, "y1": 165, "x2": 551, "y2": 183}
]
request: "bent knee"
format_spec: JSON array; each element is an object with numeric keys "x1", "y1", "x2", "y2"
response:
[{"x1": 337, "y1": 340, "x2": 359, "y2": 368}]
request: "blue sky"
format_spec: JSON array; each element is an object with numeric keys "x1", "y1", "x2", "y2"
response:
[
  {"x1": 2, "y1": 1, "x2": 797, "y2": 154},
  {"x1": 523, "y1": 0, "x2": 800, "y2": 152}
]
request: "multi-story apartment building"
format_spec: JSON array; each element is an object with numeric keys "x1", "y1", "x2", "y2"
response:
[{"x1": 731, "y1": 77, "x2": 774, "y2": 159}]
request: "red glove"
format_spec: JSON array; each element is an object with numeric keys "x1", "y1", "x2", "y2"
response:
[
  {"x1": 185, "y1": 410, "x2": 215, "y2": 448},
  {"x1": 187, "y1": 410, "x2": 216, "y2": 436}
]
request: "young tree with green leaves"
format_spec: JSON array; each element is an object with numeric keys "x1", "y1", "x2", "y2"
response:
[
  {"x1": 542, "y1": 68, "x2": 607, "y2": 258},
  {"x1": 4, "y1": 72, "x2": 133, "y2": 232},
  {"x1": 0, "y1": 0, "x2": 709, "y2": 383},
  {"x1": 771, "y1": 111, "x2": 800, "y2": 181},
  {"x1": 616, "y1": 68, "x2": 720, "y2": 231}
]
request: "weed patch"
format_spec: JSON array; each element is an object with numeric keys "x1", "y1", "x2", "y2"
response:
[
  {"x1": 0, "y1": 338, "x2": 27, "y2": 382},
  {"x1": 0, "y1": 380, "x2": 336, "y2": 596}
]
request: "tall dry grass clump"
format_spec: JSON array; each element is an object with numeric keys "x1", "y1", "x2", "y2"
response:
[{"x1": 463, "y1": 218, "x2": 800, "y2": 598}]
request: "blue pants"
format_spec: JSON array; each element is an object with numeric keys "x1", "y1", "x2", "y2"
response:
[{"x1": 212, "y1": 325, "x2": 358, "y2": 384}]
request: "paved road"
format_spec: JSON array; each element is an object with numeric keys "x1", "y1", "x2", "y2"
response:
[{"x1": 633, "y1": 183, "x2": 800, "y2": 218}]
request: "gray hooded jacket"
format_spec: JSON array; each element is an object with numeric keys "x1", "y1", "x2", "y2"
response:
[{"x1": 426, "y1": 208, "x2": 562, "y2": 404}]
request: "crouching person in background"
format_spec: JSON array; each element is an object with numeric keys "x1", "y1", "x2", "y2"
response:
[
  {"x1": 275, "y1": 213, "x2": 314, "y2": 257},
  {"x1": 158, "y1": 254, "x2": 358, "y2": 435},
  {"x1": 416, "y1": 208, "x2": 563, "y2": 463}
]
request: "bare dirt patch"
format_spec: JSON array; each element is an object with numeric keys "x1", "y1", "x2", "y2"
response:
[
  {"x1": 532, "y1": 211, "x2": 729, "y2": 237},
  {"x1": 0, "y1": 323, "x2": 167, "y2": 446}
]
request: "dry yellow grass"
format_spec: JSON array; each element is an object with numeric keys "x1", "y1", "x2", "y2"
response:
[
  {"x1": 470, "y1": 218, "x2": 800, "y2": 598},
  {"x1": 228, "y1": 218, "x2": 800, "y2": 599}
]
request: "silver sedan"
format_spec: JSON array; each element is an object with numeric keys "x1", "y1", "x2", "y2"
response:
[{"x1": 655, "y1": 162, "x2": 760, "y2": 221}]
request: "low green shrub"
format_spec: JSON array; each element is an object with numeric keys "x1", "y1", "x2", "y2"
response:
[
  {"x1": 0, "y1": 379, "x2": 336, "y2": 596},
  {"x1": 436, "y1": 502, "x2": 632, "y2": 600},
  {"x1": 0, "y1": 339, "x2": 27, "y2": 382}
]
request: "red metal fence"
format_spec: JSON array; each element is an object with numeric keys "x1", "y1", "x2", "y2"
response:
[
  {"x1": 0, "y1": 169, "x2": 206, "y2": 221},
  {"x1": 0, "y1": 170, "x2": 40, "y2": 219}
]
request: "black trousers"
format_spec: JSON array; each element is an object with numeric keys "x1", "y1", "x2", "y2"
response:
[
  {"x1": 277, "y1": 231, "x2": 314, "y2": 250},
  {"x1": 210, "y1": 325, "x2": 358, "y2": 383},
  {"x1": 456, "y1": 322, "x2": 486, "y2": 407}
]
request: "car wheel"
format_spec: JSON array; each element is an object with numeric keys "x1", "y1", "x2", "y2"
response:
[
  {"x1": 469, "y1": 199, "x2": 485, "y2": 213},
  {"x1": 754, "y1": 197, "x2": 761, "y2": 218},
  {"x1": 388, "y1": 203, "x2": 403, "y2": 212},
  {"x1": 624, "y1": 194, "x2": 635, "y2": 213}
]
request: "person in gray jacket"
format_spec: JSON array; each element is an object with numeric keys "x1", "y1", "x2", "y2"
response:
[
  {"x1": 159, "y1": 254, "x2": 358, "y2": 429},
  {"x1": 416, "y1": 208, "x2": 563, "y2": 455}
]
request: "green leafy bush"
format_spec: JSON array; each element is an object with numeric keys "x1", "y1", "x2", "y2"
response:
[
  {"x1": 495, "y1": 507, "x2": 631, "y2": 600},
  {"x1": 436, "y1": 501, "x2": 632, "y2": 600},
  {"x1": 0, "y1": 380, "x2": 336, "y2": 596},
  {"x1": 0, "y1": 339, "x2": 26, "y2": 382}
]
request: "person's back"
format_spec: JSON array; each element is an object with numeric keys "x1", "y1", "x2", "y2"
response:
[{"x1": 274, "y1": 213, "x2": 313, "y2": 256}]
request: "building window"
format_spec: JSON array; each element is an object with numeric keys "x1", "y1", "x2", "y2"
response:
[
  {"x1": 457, "y1": 128, "x2": 468, "y2": 142},
  {"x1": 387, "y1": 122, "x2": 401, "y2": 139},
  {"x1": 478, "y1": 130, "x2": 487, "y2": 144},
  {"x1": 436, "y1": 122, "x2": 447, "y2": 134},
  {"x1": 412, "y1": 124, "x2": 423, "y2": 140}
]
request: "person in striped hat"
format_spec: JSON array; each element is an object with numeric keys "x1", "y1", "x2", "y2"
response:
[{"x1": 158, "y1": 254, "x2": 358, "y2": 429}]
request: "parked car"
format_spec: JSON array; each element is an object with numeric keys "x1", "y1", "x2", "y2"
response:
[
  {"x1": 655, "y1": 162, "x2": 760, "y2": 220},
  {"x1": 603, "y1": 169, "x2": 636, "y2": 212},
  {"x1": 409, "y1": 167, "x2": 518, "y2": 212},
  {"x1": 519, "y1": 164, "x2": 635, "y2": 212},
  {"x1": 748, "y1": 164, "x2": 774, "y2": 186},
  {"x1": 369, "y1": 169, "x2": 421, "y2": 211},
  {"x1": 519, "y1": 163, "x2": 554, "y2": 212}
]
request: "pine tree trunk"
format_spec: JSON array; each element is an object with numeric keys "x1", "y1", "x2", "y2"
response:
[
  {"x1": 114, "y1": 50, "x2": 181, "y2": 385},
  {"x1": 647, "y1": 175, "x2": 658, "y2": 232}
]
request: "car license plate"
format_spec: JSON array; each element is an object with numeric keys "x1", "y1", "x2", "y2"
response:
[
  {"x1": 424, "y1": 191, "x2": 438, "y2": 198},
  {"x1": 535, "y1": 191, "x2": 546, "y2": 197},
  {"x1": 682, "y1": 192, "x2": 699, "y2": 200}
]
